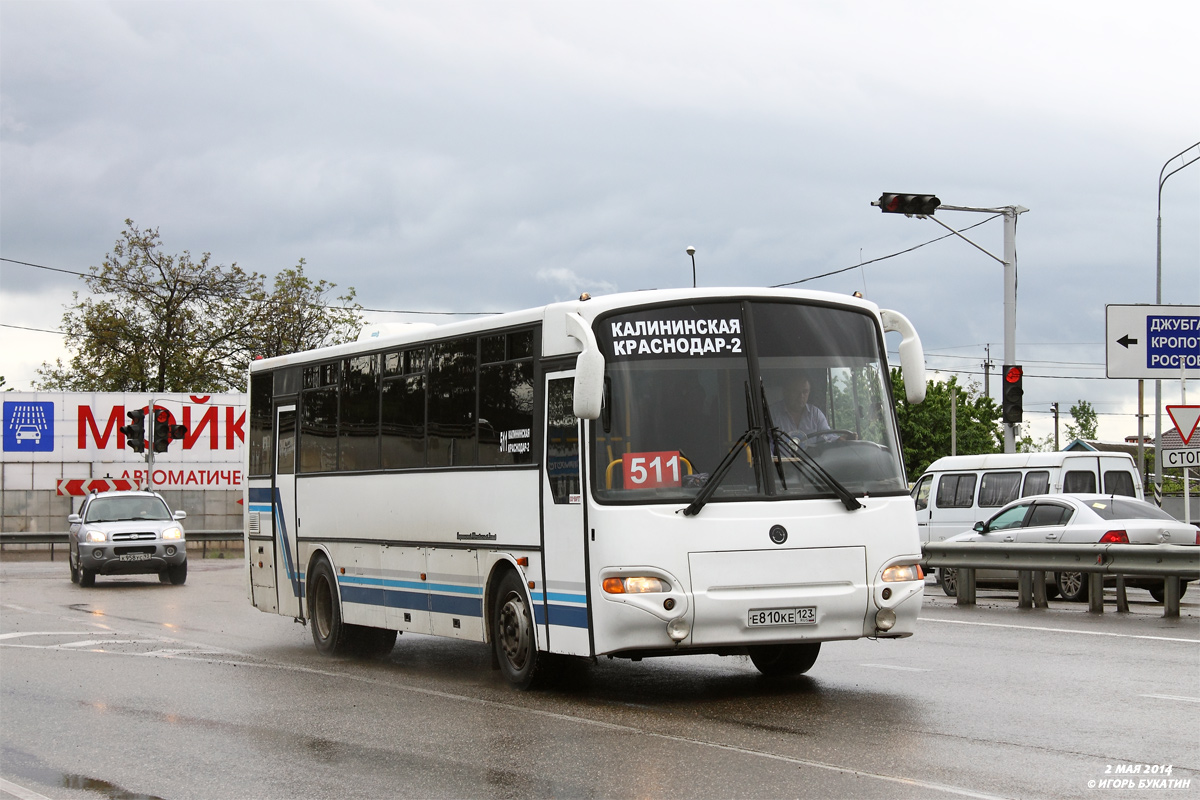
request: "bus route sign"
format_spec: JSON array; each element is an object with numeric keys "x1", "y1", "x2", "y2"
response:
[{"x1": 1106, "y1": 304, "x2": 1200, "y2": 379}]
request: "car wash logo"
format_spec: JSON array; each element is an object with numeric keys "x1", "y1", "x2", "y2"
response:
[{"x1": 3, "y1": 401, "x2": 55, "y2": 452}]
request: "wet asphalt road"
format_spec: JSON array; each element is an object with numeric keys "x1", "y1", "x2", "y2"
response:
[{"x1": 1, "y1": 559, "x2": 1197, "y2": 800}]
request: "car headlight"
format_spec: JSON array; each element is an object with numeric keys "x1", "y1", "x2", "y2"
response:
[
  {"x1": 162, "y1": 527, "x2": 183, "y2": 540},
  {"x1": 85, "y1": 529, "x2": 107, "y2": 543}
]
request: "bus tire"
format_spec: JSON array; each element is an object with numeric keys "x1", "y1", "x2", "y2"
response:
[
  {"x1": 492, "y1": 571, "x2": 550, "y2": 689},
  {"x1": 749, "y1": 642, "x2": 821, "y2": 677},
  {"x1": 309, "y1": 557, "x2": 357, "y2": 656}
]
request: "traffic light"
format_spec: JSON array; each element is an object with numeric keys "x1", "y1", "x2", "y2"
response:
[
  {"x1": 1002, "y1": 365, "x2": 1023, "y2": 424},
  {"x1": 877, "y1": 193, "x2": 940, "y2": 216},
  {"x1": 120, "y1": 409, "x2": 146, "y2": 453},
  {"x1": 153, "y1": 409, "x2": 172, "y2": 453}
]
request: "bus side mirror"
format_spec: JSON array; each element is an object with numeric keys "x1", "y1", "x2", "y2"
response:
[
  {"x1": 880, "y1": 309, "x2": 926, "y2": 404},
  {"x1": 565, "y1": 312, "x2": 604, "y2": 420}
]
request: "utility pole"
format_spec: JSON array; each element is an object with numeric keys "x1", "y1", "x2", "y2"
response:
[
  {"x1": 1052, "y1": 401, "x2": 1060, "y2": 451},
  {"x1": 982, "y1": 344, "x2": 993, "y2": 400}
]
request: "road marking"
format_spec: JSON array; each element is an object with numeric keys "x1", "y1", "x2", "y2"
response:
[
  {"x1": 1139, "y1": 693, "x2": 1200, "y2": 704},
  {"x1": 861, "y1": 663, "x2": 930, "y2": 672},
  {"x1": 0, "y1": 777, "x2": 53, "y2": 800},
  {"x1": 921, "y1": 617, "x2": 1199, "y2": 643}
]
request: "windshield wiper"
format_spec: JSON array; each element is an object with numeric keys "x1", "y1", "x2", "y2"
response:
[
  {"x1": 680, "y1": 426, "x2": 760, "y2": 517},
  {"x1": 769, "y1": 424, "x2": 862, "y2": 511}
]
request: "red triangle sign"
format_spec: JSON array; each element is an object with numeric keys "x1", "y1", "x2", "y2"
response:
[{"x1": 1166, "y1": 405, "x2": 1200, "y2": 445}]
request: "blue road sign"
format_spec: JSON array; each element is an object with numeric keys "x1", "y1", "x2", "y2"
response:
[{"x1": 3, "y1": 401, "x2": 55, "y2": 452}]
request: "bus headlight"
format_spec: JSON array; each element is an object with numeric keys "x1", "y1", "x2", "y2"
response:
[
  {"x1": 666, "y1": 617, "x2": 690, "y2": 641},
  {"x1": 881, "y1": 564, "x2": 923, "y2": 582},
  {"x1": 603, "y1": 576, "x2": 670, "y2": 594}
]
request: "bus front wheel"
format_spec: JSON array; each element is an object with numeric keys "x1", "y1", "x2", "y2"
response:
[
  {"x1": 492, "y1": 571, "x2": 550, "y2": 689},
  {"x1": 749, "y1": 642, "x2": 821, "y2": 677}
]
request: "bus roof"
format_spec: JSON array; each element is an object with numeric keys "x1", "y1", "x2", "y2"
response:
[{"x1": 248, "y1": 286, "x2": 881, "y2": 373}]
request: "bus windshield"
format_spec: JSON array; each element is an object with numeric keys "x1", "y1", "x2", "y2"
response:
[{"x1": 593, "y1": 300, "x2": 907, "y2": 505}]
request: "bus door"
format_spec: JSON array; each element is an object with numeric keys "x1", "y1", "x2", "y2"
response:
[
  {"x1": 540, "y1": 375, "x2": 592, "y2": 656},
  {"x1": 274, "y1": 405, "x2": 304, "y2": 618}
]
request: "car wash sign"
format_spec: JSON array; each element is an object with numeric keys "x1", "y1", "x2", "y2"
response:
[
  {"x1": 3, "y1": 401, "x2": 55, "y2": 453},
  {"x1": 3, "y1": 393, "x2": 247, "y2": 489}
]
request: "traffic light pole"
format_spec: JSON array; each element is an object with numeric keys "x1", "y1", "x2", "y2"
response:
[
  {"x1": 927, "y1": 204, "x2": 1028, "y2": 453},
  {"x1": 146, "y1": 398, "x2": 159, "y2": 492}
]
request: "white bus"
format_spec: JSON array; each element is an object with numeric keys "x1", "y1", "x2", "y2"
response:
[{"x1": 244, "y1": 288, "x2": 929, "y2": 687}]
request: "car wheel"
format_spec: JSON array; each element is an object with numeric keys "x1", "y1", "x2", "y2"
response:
[
  {"x1": 938, "y1": 568, "x2": 958, "y2": 597},
  {"x1": 491, "y1": 570, "x2": 551, "y2": 689},
  {"x1": 1148, "y1": 581, "x2": 1188, "y2": 604},
  {"x1": 69, "y1": 555, "x2": 79, "y2": 584},
  {"x1": 79, "y1": 567, "x2": 96, "y2": 588},
  {"x1": 748, "y1": 642, "x2": 821, "y2": 677},
  {"x1": 167, "y1": 561, "x2": 187, "y2": 585},
  {"x1": 1056, "y1": 571, "x2": 1088, "y2": 602}
]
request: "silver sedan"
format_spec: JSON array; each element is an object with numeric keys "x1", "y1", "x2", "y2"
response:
[{"x1": 936, "y1": 493, "x2": 1198, "y2": 602}]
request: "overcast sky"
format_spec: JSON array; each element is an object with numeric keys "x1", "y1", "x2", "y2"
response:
[{"x1": 2, "y1": 1, "x2": 1197, "y2": 445}]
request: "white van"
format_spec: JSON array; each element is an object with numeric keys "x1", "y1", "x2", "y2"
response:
[{"x1": 911, "y1": 452, "x2": 1142, "y2": 544}]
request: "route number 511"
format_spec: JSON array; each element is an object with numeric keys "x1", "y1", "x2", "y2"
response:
[{"x1": 623, "y1": 451, "x2": 683, "y2": 488}]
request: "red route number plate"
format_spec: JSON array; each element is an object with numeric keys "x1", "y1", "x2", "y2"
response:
[{"x1": 623, "y1": 451, "x2": 684, "y2": 489}]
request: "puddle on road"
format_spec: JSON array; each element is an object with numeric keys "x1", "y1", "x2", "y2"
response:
[{"x1": 2, "y1": 746, "x2": 165, "y2": 800}]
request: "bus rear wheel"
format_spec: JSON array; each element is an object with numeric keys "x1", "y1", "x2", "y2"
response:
[
  {"x1": 749, "y1": 642, "x2": 821, "y2": 677},
  {"x1": 308, "y1": 558, "x2": 397, "y2": 658},
  {"x1": 492, "y1": 571, "x2": 550, "y2": 689}
]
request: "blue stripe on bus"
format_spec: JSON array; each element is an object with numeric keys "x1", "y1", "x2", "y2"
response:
[
  {"x1": 340, "y1": 584, "x2": 483, "y2": 617},
  {"x1": 340, "y1": 575, "x2": 483, "y2": 596}
]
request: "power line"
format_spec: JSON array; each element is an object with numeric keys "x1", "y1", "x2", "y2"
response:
[{"x1": 771, "y1": 214, "x2": 1002, "y2": 287}]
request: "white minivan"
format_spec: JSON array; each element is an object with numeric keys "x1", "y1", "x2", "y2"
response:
[{"x1": 910, "y1": 451, "x2": 1142, "y2": 544}]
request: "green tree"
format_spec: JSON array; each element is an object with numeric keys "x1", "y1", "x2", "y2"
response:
[
  {"x1": 1017, "y1": 431, "x2": 1055, "y2": 453},
  {"x1": 246, "y1": 259, "x2": 363, "y2": 359},
  {"x1": 36, "y1": 220, "x2": 364, "y2": 393},
  {"x1": 890, "y1": 370, "x2": 1003, "y2": 482},
  {"x1": 1064, "y1": 399, "x2": 1098, "y2": 441}
]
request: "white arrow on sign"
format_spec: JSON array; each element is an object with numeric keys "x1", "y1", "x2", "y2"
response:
[{"x1": 1166, "y1": 405, "x2": 1200, "y2": 445}]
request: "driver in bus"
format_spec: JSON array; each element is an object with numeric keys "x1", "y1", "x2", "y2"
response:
[{"x1": 772, "y1": 375, "x2": 835, "y2": 444}]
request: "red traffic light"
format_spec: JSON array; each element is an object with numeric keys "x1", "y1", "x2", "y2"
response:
[
  {"x1": 156, "y1": 409, "x2": 171, "y2": 423},
  {"x1": 1004, "y1": 366, "x2": 1023, "y2": 383},
  {"x1": 877, "y1": 193, "x2": 940, "y2": 216}
]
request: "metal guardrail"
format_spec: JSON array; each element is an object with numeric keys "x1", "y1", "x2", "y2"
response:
[
  {"x1": 0, "y1": 530, "x2": 242, "y2": 560},
  {"x1": 922, "y1": 541, "x2": 1200, "y2": 618}
]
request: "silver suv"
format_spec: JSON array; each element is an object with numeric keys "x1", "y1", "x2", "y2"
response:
[{"x1": 68, "y1": 491, "x2": 188, "y2": 587}]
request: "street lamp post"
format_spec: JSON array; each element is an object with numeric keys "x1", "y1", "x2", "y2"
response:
[{"x1": 1153, "y1": 141, "x2": 1200, "y2": 505}]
